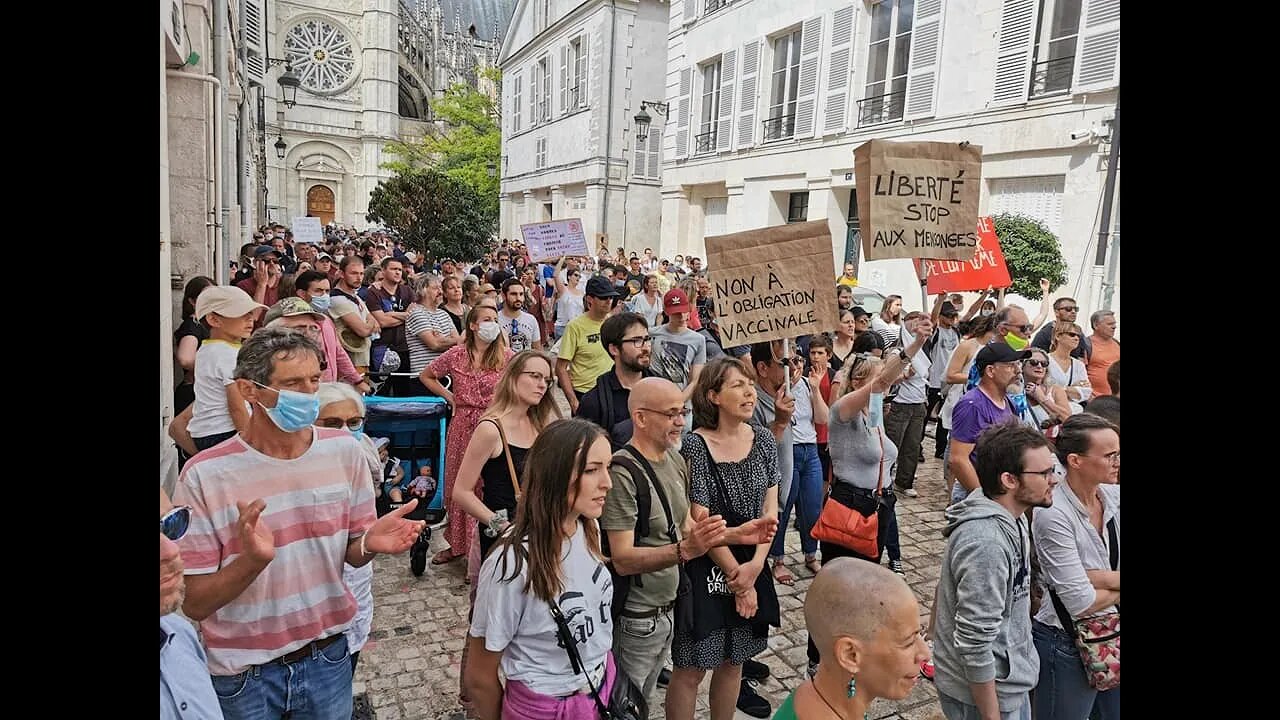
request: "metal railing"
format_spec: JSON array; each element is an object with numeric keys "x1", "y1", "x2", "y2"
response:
[
  {"x1": 761, "y1": 113, "x2": 796, "y2": 141},
  {"x1": 1030, "y1": 55, "x2": 1074, "y2": 98},
  {"x1": 694, "y1": 129, "x2": 717, "y2": 154},
  {"x1": 857, "y1": 90, "x2": 905, "y2": 125},
  {"x1": 705, "y1": 0, "x2": 727, "y2": 14}
]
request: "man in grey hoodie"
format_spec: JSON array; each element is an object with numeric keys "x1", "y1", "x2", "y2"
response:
[{"x1": 933, "y1": 423, "x2": 1058, "y2": 720}]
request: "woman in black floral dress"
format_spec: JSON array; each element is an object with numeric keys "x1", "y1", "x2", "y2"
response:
[{"x1": 667, "y1": 356, "x2": 781, "y2": 720}]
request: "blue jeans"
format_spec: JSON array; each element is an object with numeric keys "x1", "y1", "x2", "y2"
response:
[
  {"x1": 1033, "y1": 621, "x2": 1121, "y2": 720},
  {"x1": 771, "y1": 443, "x2": 823, "y2": 559},
  {"x1": 211, "y1": 635, "x2": 354, "y2": 720},
  {"x1": 938, "y1": 691, "x2": 1031, "y2": 720}
]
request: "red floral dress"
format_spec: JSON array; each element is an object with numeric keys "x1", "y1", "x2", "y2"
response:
[{"x1": 426, "y1": 344, "x2": 514, "y2": 558}]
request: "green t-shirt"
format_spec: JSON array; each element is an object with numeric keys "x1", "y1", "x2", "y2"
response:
[
  {"x1": 559, "y1": 313, "x2": 613, "y2": 393},
  {"x1": 772, "y1": 690, "x2": 798, "y2": 719},
  {"x1": 599, "y1": 448, "x2": 690, "y2": 612}
]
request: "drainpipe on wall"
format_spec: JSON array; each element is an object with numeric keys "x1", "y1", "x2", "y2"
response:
[
  {"x1": 600, "y1": 0, "x2": 618, "y2": 239},
  {"x1": 169, "y1": 70, "x2": 225, "y2": 285},
  {"x1": 240, "y1": 96, "x2": 253, "y2": 243},
  {"x1": 214, "y1": 0, "x2": 232, "y2": 283}
]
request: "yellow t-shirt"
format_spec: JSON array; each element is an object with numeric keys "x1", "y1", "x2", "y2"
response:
[
  {"x1": 559, "y1": 314, "x2": 613, "y2": 393},
  {"x1": 836, "y1": 275, "x2": 859, "y2": 288}
]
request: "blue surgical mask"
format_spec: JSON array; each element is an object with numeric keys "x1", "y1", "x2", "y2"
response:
[
  {"x1": 253, "y1": 382, "x2": 321, "y2": 433},
  {"x1": 309, "y1": 294, "x2": 332, "y2": 313},
  {"x1": 868, "y1": 392, "x2": 885, "y2": 428},
  {"x1": 349, "y1": 423, "x2": 364, "y2": 439}
]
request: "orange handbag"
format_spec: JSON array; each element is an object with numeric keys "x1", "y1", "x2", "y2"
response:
[{"x1": 811, "y1": 428, "x2": 884, "y2": 557}]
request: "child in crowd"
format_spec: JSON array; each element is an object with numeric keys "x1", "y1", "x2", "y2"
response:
[
  {"x1": 375, "y1": 437, "x2": 406, "y2": 500},
  {"x1": 186, "y1": 286, "x2": 267, "y2": 451}
]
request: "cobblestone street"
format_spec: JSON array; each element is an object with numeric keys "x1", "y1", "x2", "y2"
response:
[{"x1": 355, "y1": 417, "x2": 951, "y2": 720}]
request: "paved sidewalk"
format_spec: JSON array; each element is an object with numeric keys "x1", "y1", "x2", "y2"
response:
[{"x1": 356, "y1": 426, "x2": 952, "y2": 720}]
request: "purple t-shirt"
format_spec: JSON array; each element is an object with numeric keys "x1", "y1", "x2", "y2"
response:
[{"x1": 950, "y1": 386, "x2": 1018, "y2": 446}]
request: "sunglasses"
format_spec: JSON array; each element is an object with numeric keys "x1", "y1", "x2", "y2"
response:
[
  {"x1": 317, "y1": 416, "x2": 365, "y2": 431},
  {"x1": 1058, "y1": 331, "x2": 1080, "y2": 338},
  {"x1": 161, "y1": 505, "x2": 192, "y2": 541},
  {"x1": 1025, "y1": 359, "x2": 1050, "y2": 368}
]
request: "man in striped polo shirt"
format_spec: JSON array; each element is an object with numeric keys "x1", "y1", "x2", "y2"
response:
[{"x1": 175, "y1": 327, "x2": 425, "y2": 720}]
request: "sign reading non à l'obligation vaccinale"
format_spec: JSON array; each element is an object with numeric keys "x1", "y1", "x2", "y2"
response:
[
  {"x1": 705, "y1": 220, "x2": 839, "y2": 347},
  {"x1": 521, "y1": 218, "x2": 589, "y2": 263}
]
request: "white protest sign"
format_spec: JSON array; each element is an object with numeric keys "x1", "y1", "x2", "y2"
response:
[
  {"x1": 291, "y1": 217, "x2": 324, "y2": 245},
  {"x1": 520, "y1": 218, "x2": 589, "y2": 262}
]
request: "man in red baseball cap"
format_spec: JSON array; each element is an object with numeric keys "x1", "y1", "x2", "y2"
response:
[{"x1": 648, "y1": 289, "x2": 707, "y2": 431}]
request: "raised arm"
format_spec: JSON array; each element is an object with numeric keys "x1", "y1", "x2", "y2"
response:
[
  {"x1": 962, "y1": 287, "x2": 991, "y2": 321},
  {"x1": 1029, "y1": 278, "x2": 1053, "y2": 329}
]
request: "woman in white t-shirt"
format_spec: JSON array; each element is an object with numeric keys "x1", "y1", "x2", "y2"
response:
[
  {"x1": 465, "y1": 418, "x2": 618, "y2": 720},
  {"x1": 628, "y1": 274, "x2": 663, "y2": 327},
  {"x1": 1047, "y1": 321, "x2": 1093, "y2": 404},
  {"x1": 552, "y1": 261, "x2": 586, "y2": 339}
]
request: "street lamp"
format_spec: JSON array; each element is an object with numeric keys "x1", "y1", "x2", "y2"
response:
[
  {"x1": 274, "y1": 136, "x2": 287, "y2": 159},
  {"x1": 486, "y1": 162, "x2": 497, "y2": 178},
  {"x1": 277, "y1": 62, "x2": 301, "y2": 108},
  {"x1": 634, "y1": 101, "x2": 669, "y2": 145}
]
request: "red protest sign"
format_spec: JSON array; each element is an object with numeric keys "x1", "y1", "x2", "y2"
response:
[{"x1": 917, "y1": 216, "x2": 1012, "y2": 293}]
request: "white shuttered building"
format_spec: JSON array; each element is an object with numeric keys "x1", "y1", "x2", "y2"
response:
[
  {"x1": 659, "y1": 0, "x2": 1120, "y2": 317},
  {"x1": 498, "y1": 0, "x2": 670, "y2": 250}
]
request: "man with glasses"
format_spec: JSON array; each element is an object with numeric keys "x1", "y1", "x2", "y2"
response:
[
  {"x1": 576, "y1": 312, "x2": 654, "y2": 450},
  {"x1": 933, "y1": 423, "x2": 1056, "y2": 720},
  {"x1": 173, "y1": 328, "x2": 425, "y2": 720},
  {"x1": 161, "y1": 487, "x2": 224, "y2": 720},
  {"x1": 602, "y1": 378, "x2": 778, "y2": 711},
  {"x1": 265, "y1": 291, "x2": 370, "y2": 393},
  {"x1": 235, "y1": 245, "x2": 285, "y2": 315},
  {"x1": 1031, "y1": 297, "x2": 1090, "y2": 359},
  {"x1": 993, "y1": 305, "x2": 1035, "y2": 352},
  {"x1": 948, "y1": 344, "x2": 1030, "y2": 505}
]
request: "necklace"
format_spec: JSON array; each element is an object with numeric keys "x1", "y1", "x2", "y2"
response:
[{"x1": 809, "y1": 680, "x2": 868, "y2": 720}]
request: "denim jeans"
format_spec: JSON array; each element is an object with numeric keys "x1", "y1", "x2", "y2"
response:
[
  {"x1": 938, "y1": 691, "x2": 1031, "y2": 720},
  {"x1": 771, "y1": 443, "x2": 823, "y2": 559},
  {"x1": 613, "y1": 608, "x2": 675, "y2": 716},
  {"x1": 211, "y1": 635, "x2": 354, "y2": 720},
  {"x1": 1032, "y1": 621, "x2": 1121, "y2": 720}
]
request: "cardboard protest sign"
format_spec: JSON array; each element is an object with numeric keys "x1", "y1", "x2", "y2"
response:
[
  {"x1": 854, "y1": 140, "x2": 983, "y2": 261},
  {"x1": 292, "y1": 217, "x2": 324, "y2": 245},
  {"x1": 918, "y1": 216, "x2": 1013, "y2": 293},
  {"x1": 520, "y1": 218, "x2": 589, "y2": 262},
  {"x1": 705, "y1": 220, "x2": 838, "y2": 347}
]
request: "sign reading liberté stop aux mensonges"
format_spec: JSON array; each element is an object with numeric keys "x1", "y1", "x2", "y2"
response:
[
  {"x1": 854, "y1": 139, "x2": 983, "y2": 262},
  {"x1": 705, "y1": 220, "x2": 839, "y2": 348}
]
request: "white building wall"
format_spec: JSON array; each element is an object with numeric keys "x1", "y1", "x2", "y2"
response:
[{"x1": 661, "y1": 0, "x2": 1119, "y2": 318}]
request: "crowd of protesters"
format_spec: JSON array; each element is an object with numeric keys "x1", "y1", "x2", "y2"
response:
[{"x1": 164, "y1": 220, "x2": 1119, "y2": 720}]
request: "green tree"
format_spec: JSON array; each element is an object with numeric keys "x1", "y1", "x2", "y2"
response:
[
  {"x1": 384, "y1": 68, "x2": 501, "y2": 222},
  {"x1": 365, "y1": 169, "x2": 494, "y2": 263},
  {"x1": 992, "y1": 213, "x2": 1068, "y2": 300}
]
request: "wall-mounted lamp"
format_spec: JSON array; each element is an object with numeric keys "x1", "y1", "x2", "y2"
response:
[
  {"x1": 634, "y1": 101, "x2": 669, "y2": 145},
  {"x1": 274, "y1": 136, "x2": 287, "y2": 159}
]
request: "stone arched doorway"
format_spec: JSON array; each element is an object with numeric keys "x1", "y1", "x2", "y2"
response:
[{"x1": 307, "y1": 185, "x2": 335, "y2": 226}]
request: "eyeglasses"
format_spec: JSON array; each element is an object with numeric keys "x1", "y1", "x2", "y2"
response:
[
  {"x1": 1057, "y1": 306, "x2": 1079, "y2": 312},
  {"x1": 1083, "y1": 451, "x2": 1121, "y2": 465},
  {"x1": 619, "y1": 336, "x2": 652, "y2": 349},
  {"x1": 1024, "y1": 360, "x2": 1050, "y2": 368},
  {"x1": 1019, "y1": 467, "x2": 1058, "y2": 481},
  {"x1": 160, "y1": 505, "x2": 192, "y2": 541},
  {"x1": 1011, "y1": 324, "x2": 1034, "y2": 333},
  {"x1": 638, "y1": 407, "x2": 686, "y2": 421},
  {"x1": 1058, "y1": 331, "x2": 1080, "y2": 338},
  {"x1": 521, "y1": 371, "x2": 552, "y2": 384},
  {"x1": 317, "y1": 416, "x2": 365, "y2": 431}
]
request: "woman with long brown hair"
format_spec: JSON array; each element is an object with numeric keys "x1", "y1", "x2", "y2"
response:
[
  {"x1": 421, "y1": 303, "x2": 513, "y2": 565},
  {"x1": 464, "y1": 419, "x2": 618, "y2": 720},
  {"x1": 667, "y1": 356, "x2": 782, "y2": 720}
]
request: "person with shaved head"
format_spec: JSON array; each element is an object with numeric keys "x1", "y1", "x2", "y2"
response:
[
  {"x1": 773, "y1": 558, "x2": 929, "y2": 719},
  {"x1": 601, "y1": 377, "x2": 777, "y2": 713}
]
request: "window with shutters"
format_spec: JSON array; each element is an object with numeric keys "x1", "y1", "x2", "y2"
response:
[
  {"x1": 571, "y1": 36, "x2": 588, "y2": 109},
  {"x1": 1029, "y1": 0, "x2": 1082, "y2": 97},
  {"x1": 536, "y1": 137, "x2": 548, "y2": 169},
  {"x1": 989, "y1": 176, "x2": 1065, "y2": 236},
  {"x1": 535, "y1": 56, "x2": 550, "y2": 124},
  {"x1": 859, "y1": 0, "x2": 912, "y2": 125},
  {"x1": 633, "y1": 126, "x2": 662, "y2": 180},
  {"x1": 572, "y1": 195, "x2": 587, "y2": 210},
  {"x1": 696, "y1": 60, "x2": 722, "y2": 155},
  {"x1": 765, "y1": 29, "x2": 802, "y2": 141},
  {"x1": 512, "y1": 72, "x2": 523, "y2": 132},
  {"x1": 787, "y1": 192, "x2": 810, "y2": 223},
  {"x1": 706, "y1": 0, "x2": 728, "y2": 15}
]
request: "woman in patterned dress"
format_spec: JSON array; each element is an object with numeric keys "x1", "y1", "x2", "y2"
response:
[
  {"x1": 420, "y1": 302, "x2": 513, "y2": 565},
  {"x1": 666, "y1": 357, "x2": 781, "y2": 720}
]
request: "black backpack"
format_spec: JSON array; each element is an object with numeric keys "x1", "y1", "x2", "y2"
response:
[{"x1": 601, "y1": 446, "x2": 677, "y2": 622}]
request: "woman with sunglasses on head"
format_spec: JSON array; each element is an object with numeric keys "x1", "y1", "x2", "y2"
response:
[
  {"x1": 464, "y1": 419, "x2": 618, "y2": 720},
  {"x1": 552, "y1": 256, "x2": 586, "y2": 340},
  {"x1": 1019, "y1": 348, "x2": 1075, "y2": 436},
  {"x1": 315, "y1": 382, "x2": 384, "y2": 675},
  {"x1": 1047, "y1": 321, "x2": 1093, "y2": 405},
  {"x1": 421, "y1": 304, "x2": 514, "y2": 567}
]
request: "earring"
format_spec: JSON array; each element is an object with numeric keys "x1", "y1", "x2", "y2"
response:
[{"x1": 846, "y1": 676, "x2": 857, "y2": 699}]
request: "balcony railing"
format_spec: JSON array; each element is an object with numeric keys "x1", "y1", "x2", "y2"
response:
[
  {"x1": 694, "y1": 129, "x2": 717, "y2": 154},
  {"x1": 1030, "y1": 55, "x2": 1074, "y2": 98},
  {"x1": 761, "y1": 113, "x2": 796, "y2": 141},
  {"x1": 857, "y1": 90, "x2": 905, "y2": 126},
  {"x1": 705, "y1": 0, "x2": 727, "y2": 14}
]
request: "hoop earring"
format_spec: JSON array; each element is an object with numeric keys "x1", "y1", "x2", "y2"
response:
[{"x1": 846, "y1": 676, "x2": 857, "y2": 699}]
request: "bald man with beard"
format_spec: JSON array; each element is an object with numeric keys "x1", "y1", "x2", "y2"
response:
[
  {"x1": 601, "y1": 378, "x2": 778, "y2": 710},
  {"x1": 776, "y1": 559, "x2": 929, "y2": 720}
]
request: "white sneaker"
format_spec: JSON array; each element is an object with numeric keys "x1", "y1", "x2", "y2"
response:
[{"x1": 903, "y1": 487, "x2": 919, "y2": 498}]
